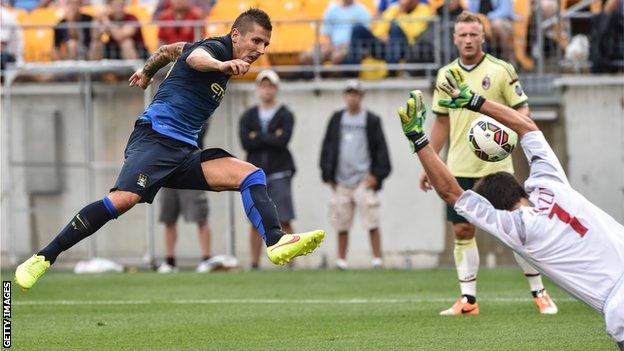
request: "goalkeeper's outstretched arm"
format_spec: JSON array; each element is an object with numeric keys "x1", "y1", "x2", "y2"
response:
[
  {"x1": 398, "y1": 90, "x2": 463, "y2": 206},
  {"x1": 415, "y1": 144, "x2": 464, "y2": 206}
]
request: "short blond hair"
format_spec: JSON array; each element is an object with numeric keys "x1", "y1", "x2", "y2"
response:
[{"x1": 455, "y1": 11, "x2": 483, "y2": 26}]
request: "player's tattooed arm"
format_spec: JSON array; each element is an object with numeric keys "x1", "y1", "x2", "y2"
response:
[
  {"x1": 142, "y1": 42, "x2": 185, "y2": 77},
  {"x1": 128, "y1": 42, "x2": 185, "y2": 89}
]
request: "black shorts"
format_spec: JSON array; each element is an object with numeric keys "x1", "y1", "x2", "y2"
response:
[
  {"x1": 111, "y1": 122, "x2": 232, "y2": 203},
  {"x1": 446, "y1": 177, "x2": 480, "y2": 223}
]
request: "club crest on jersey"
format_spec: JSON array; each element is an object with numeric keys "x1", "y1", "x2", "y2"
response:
[
  {"x1": 211, "y1": 83, "x2": 225, "y2": 102},
  {"x1": 137, "y1": 173, "x2": 148, "y2": 188},
  {"x1": 515, "y1": 83, "x2": 524, "y2": 96},
  {"x1": 482, "y1": 76, "x2": 491, "y2": 90}
]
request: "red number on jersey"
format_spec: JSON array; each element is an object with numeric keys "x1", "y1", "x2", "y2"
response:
[{"x1": 548, "y1": 203, "x2": 588, "y2": 237}]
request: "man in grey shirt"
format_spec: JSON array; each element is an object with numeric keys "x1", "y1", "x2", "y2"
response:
[{"x1": 320, "y1": 80, "x2": 392, "y2": 269}]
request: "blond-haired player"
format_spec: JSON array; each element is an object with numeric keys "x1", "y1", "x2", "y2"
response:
[
  {"x1": 397, "y1": 73, "x2": 624, "y2": 348},
  {"x1": 424, "y1": 11, "x2": 557, "y2": 315}
]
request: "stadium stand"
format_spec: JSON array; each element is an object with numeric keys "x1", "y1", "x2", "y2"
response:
[
  {"x1": 206, "y1": 0, "x2": 257, "y2": 39},
  {"x1": 21, "y1": 7, "x2": 62, "y2": 62},
  {"x1": 513, "y1": 0, "x2": 534, "y2": 70},
  {"x1": 125, "y1": 3, "x2": 157, "y2": 53},
  {"x1": 260, "y1": 0, "x2": 316, "y2": 65},
  {"x1": 302, "y1": 0, "x2": 331, "y2": 19}
]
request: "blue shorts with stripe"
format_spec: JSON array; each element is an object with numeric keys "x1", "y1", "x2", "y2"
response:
[{"x1": 111, "y1": 121, "x2": 232, "y2": 203}]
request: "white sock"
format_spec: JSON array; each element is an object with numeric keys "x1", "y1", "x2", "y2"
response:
[
  {"x1": 454, "y1": 238, "x2": 479, "y2": 297},
  {"x1": 514, "y1": 252, "x2": 544, "y2": 292}
]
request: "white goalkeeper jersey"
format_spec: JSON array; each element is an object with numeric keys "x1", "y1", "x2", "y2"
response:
[{"x1": 454, "y1": 131, "x2": 624, "y2": 313}]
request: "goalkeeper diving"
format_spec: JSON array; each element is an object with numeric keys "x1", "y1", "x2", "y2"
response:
[{"x1": 398, "y1": 68, "x2": 624, "y2": 348}]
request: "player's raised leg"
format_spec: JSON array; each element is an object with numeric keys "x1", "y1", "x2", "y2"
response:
[
  {"x1": 199, "y1": 156, "x2": 325, "y2": 265},
  {"x1": 15, "y1": 191, "x2": 139, "y2": 289},
  {"x1": 514, "y1": 252, "x2": 558, "y2": 314}
]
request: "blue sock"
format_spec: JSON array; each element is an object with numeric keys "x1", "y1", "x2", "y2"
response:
[
  {"x1": 240, "y1": 169, "x2": 283, "y2": 246},
  {"x1": 38, "y1": 197, "x2": 118, "y2": 264}
]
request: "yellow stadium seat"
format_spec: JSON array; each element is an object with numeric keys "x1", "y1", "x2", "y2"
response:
[
  {"x1": 207, "y1": 0, "x2": 258, "y2": 38},
  {"x1": 125, "y1": 4, "x2": 157, "y2": 53},
  {"x1": 359, "y1": 57, "x2": 388, "y2": 80},
  {"x1": 205, "y1": 20, "x2": 230, "y2": 38},
  {"x1": 80, "y1": 5, "x2": 104, "y2": 17},
  {"x1": 22, "y1": 7, "x2": 63, "y2": 62},
  {"x1": 359, "y1": 0, "x2": 376, "y2": 14},
  {"x1": 269, "y1": 21, "x2": 315, "y2": 49},
  {"x1": 512, "y1": 0, "x2": 534, "y2": 71},
  {"x1": 301, "y1": 0, "x2": 330, "y2": 19},
  {"x1": 209, "y1": 0, "x2": 259, "y2": 22},
  {"x1": 259, "y1": 0, "x2": 317, "y2": 60},
  {"x1": 258, "y1": 0, "x2": 306, "y2": 20}
]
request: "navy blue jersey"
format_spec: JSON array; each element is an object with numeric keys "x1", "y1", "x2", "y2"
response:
[{"x1": 139, "y1": 35, "x2": 233, "y2": 146}]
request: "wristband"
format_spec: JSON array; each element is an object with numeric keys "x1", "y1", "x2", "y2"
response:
[
  {"x1": 405, "y1": 131, "x2": 430, "y2": 153},
  {"x1": 467, "y1": 93, "x2": 486, "y2": 112}
]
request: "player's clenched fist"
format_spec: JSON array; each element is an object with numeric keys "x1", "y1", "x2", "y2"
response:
[
  {"x1": 219, "y1": 59, "x2": 250, "y2": 76},
  {"x1": 398, "y1": 90, "x2": 429, "y2": 153},
  {"x1": 128, "y1": 69, "x2": 153, "y2": 90}
]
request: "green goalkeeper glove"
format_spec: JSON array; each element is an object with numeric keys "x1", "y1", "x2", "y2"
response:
[
  {"x1": 398, "y1": 90, "x2": 429, "y2": 153},
  {"x1": 437, "y1": 68, "x2": 486, "y2": 112}
]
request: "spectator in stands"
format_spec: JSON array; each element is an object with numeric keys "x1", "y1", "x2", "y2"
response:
[
  {"x1": 300, "y1": 0, "x2": 371, "y2": 67},
  {"x1": 157, "y1": 0, "x2": 204, "y2": 45},
  {"x1": 157, "y1": 123, "x2": 214, "y2": 273},
  {"x1": 239, "y1": 70, "x2": 297, "y2": 270},
  {"x1": 52, "y1": 0, "x2": 98, "y2": 60},
  {"x1": 468, "y1": 0, "x2": 517, "y2": 63},
  {"x1": 152, "y1": 0, "x2": 214, "y2": 20},
  {"x1": 590, "y1": 0, "x2": 623, "y2": 73},
  {"x1": 92, "y1": 0, "x2": 148, "y2": 60},
  {"x1": 1, "y1": 4, "x2": 23, "y2": 70},
  {"x1": 320, "y1": 80, "x2": 391, "y2": 270},
  {"x1": 437, "y1": 0, "x2": 463, "y2": 18},
  {"x1": 345, "y1": 0, "x2": 432, "y2": 70}
]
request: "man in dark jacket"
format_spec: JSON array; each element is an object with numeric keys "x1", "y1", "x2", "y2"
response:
[
  {"x1": 320, "y1": 80, "x2": 391, "y2": 270},
  {"x1": 239, "y1": 69, "x2": 296, "y2": 269}
]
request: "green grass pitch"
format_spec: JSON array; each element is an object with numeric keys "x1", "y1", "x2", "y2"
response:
[{"x1": 6, "y1": 268, "x2": 617, "y2": 350}]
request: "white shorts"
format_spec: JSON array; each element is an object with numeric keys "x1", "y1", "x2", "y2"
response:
[
  {"x1": 605, "y1": 275, "x2": 624, "y2": 343},
  {"x1": 329, "y1": 182, "x2": 380, "y2": 232}
]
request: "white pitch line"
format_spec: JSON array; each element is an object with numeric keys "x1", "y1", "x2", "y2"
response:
[{"x1": 14, "y1": 297, "x2": 576, "y2": 306}]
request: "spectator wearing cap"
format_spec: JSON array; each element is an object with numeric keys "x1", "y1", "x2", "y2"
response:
[
  {"x1": 319, "y1": 80, "x2": 392, "y2": 270},
  {"x1": 238, "y1": 70, "x2": 297, "y2": 270}
]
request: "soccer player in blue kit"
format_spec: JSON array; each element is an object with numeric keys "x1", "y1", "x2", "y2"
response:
[{"x1": 15, "y1": 8, "x2": 326, "y2": 289}]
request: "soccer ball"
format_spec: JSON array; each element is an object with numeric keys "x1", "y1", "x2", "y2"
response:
[{"x1": 468, "y1": 115, "x2": 518, "y2": 162}]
